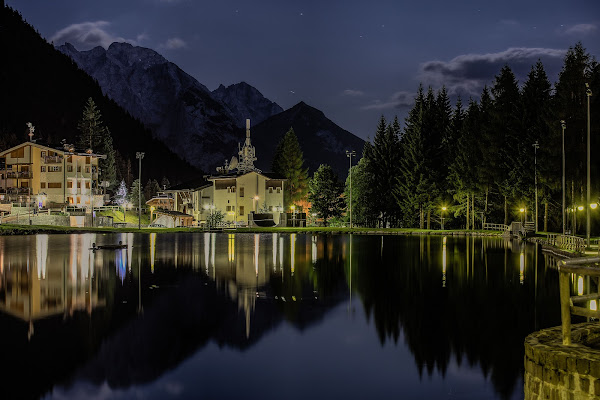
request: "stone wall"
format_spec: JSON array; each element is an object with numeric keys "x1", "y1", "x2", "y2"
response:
[{"x1": 525, "y1": 323, "x2": 600, "y2": 399}]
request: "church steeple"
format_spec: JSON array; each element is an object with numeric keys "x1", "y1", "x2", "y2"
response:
[{"x1": 236, "y1": 119, "x2": 260, "y2": 173}]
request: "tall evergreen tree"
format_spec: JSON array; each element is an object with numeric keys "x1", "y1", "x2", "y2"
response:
[
  {"x1": 344, "y1": 156, "x2": 377, "y2": 227},
  {"x1": 272, "y1": 127, "x2": 309, "y2": 207},
  {"x1": 554, "y1": 42, "x2": 596, "y2": 224},
  {"x1": 308, "y1": 164, "x2": 344, "y2": 225},
  {"x1": 363, "y1": 115, "x2": 401, "y2": 226},
  {"x1": 77, "y1": 97, "x2": 117, "y2": 187},
  {"x1": 522, "y1": 60, "x2": 556, "y2": 231},
  {"x1": 395, "y1": 87, "x2": 434, "y2": 228},
  {"x1": 448, "y1": 98, "x2": 479, "y2": 228}
]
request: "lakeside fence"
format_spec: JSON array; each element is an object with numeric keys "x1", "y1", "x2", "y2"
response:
[
  {"x1": 543, "y1": 233, "x2": 586, "y2": 253},
  {"x1": 558, "y1": 257, "x2": 600, "y2": 345},
  {"x1": 482, "y1": 223, "x2": 509, "y2": 231}
]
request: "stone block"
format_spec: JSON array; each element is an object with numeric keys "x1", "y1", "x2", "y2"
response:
[
  {"x1": 569, "y1": 375, "x2": 575, "y2": 391},
  {"x1": 590, "y1": 360, "x2": 600, "y2": 377},
  {"x1": 580, "y1": 377, "x2": 590, "y2": 393},
  {"x1": 556, "y1": 353, "x2": 568, "y2": 371},
  {"x1": 567, "y1": 357, "x2": 577, "y2": 373},
  {"x1": 543, "y1": 368, "x2": 557, "y2": 385},
  {"x1": 577, "y1": 359, "x2": 590, "y2": 375},
  {"x1": 595, "y1": 378, "x2": 600, "y2": 396}
]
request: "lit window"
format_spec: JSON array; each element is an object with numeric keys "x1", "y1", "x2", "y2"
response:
[{"x1": 40, "y1": 166, "x2": 46, "y2": 172}]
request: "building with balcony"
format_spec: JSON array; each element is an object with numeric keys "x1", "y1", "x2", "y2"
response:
[
  {"x1": 159, "y1": 119, "x2": 286, "y2": 226},
  {"x1": 0, "y1": 141, "x2": 105, "y2": 209}
]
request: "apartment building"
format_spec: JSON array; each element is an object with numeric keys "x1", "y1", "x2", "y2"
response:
[{"x1": 0, "y1": 141, "x2": 105, "y2": 208}]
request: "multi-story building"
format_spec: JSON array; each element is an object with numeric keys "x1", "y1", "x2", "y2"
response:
[
  {"x1": 0, "y1": 141, "x2": 105, "y2": 209},
  {"x1": 160, "y1": 119, "x2": 286, "y2": 226}
]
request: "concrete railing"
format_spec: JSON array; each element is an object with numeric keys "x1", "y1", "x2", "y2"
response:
[
  {"x1": 558, "y1": 257, "x2": 600, "y2": 345},
  {"x1": 545, "y1": 233, "x2": 586, "y2": 253}
]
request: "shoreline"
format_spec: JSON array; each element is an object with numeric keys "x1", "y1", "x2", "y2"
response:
[{"x1": 0, "y1": 224, "x2": 509, "y2": 236}]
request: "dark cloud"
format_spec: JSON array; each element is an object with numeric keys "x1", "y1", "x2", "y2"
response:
[
  {"x1": 419, "y1": 47, "x2": 566, "y2": 96},
  {"x1": 50, "y1": 21, "x2": 140, "y2": 50},
  {"x1": 361, "y1": 91, "x2": 415, "y2": 110}
]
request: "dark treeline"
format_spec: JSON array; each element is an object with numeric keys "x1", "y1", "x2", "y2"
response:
[{"x1": 348, "y1": 43, "x2": 600, "y2": 233}]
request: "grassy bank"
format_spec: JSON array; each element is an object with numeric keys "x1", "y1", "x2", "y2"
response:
[{"x1": 0, "y1": 223, "x2": 506, "y2": 236}]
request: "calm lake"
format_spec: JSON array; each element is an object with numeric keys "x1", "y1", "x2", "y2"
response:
[{"x1": 0, "y1": 233, "x2": 565, "y2": 399}]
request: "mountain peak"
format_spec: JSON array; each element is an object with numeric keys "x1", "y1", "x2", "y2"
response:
[{"x1": 212, "y1": 81, "x2": 283, "y2": 128}]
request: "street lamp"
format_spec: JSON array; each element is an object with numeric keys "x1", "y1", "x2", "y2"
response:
[
  {"x1": 586, "y1": 83, "x2": 592, "y2": 247},
  {"x1": 441, "y1": 206, "x2": 447, "y2": 230},
  {"x1": 561, "y1": 120, "x2": 566, "y2": 235},
  {"x1": 346, "y1": 150, "x2": 356, "y2": 228},
  {"x1": 291, "y1": 205, "x2": 296, "y2": 227},
  {"x1": 520, "y1": 208, "x2": 525, "y2": 224},
  {"x1": 150, "y1": 205, "x2": 155, "y2": 222},
  {"x1": 136, "y1": 152, "x2": 145, "y2": 230},
  {"x1": 533, "y1": 141, "x2": 539, "y2": 232},
  {"x1": 253, "y1": 195, "x2": 259, "y2": 213}
]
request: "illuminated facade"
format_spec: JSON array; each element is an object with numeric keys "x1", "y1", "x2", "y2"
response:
[
  {"x1": 163, "y1": 119, "x2": 285, "y2": 226},
  {"x1": 0, "y1": 141, "x2": 105, "y2": 208}
]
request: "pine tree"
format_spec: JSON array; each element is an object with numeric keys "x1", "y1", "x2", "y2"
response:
[
  {"x1": 308, "y1": 164, "x2": 344, "y2": 225},
  {"x1": 77, "y1": 97, "x2": 117, "y2": 188},
  {"x1": 363, "y1": 115, "x2": 402, "y2": 226},
  {"x1": 448, "y1": 98, "x2": 479, "y2": 228},
  {"x1": 554, "y1": 42, "x2": 596, "y2": 218},
  {"x1": 129, "y1": 179, "x2": 145, "y2": 207},
  {"x1": 522, "y1": 60, "x2": 555, "y2": 231},
  {"x1": 344, "y1": 157, "x2": 377, "y2": 227},
  {"x1": 395, "y1": 87, "x2": 435, "y2": 228},
  {"x1": 272, "y1": 127, "x2": 309, "y2": 207}
]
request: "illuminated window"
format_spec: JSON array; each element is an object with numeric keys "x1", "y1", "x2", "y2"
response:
[
  {"x1": 85, "y1": 181, "x2": 90, "y2": 189},
  {"x1": 41, "y1": 151, "x2": 46, "y2": 157},
  {"x1": 49, "y1": 166, "x2": 61, "y2": 172},
  {"x1": 68, "y1": 197, "x2": 74, "y2": 204}
]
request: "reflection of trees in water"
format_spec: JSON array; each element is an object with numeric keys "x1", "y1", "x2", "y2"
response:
[{"x1": 351, "y1": 235, "x2": 561, "y2": 399}]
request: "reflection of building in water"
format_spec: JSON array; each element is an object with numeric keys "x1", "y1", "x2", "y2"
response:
[{"x1": 0, "y1": 234, "x2": 107, "y2": 336}]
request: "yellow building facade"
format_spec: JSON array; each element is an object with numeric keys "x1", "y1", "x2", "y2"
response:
[{"x1": 0, "y1": 141, "x2": 105, "y2": 208}]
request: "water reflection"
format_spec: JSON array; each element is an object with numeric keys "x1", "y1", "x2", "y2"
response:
[{"x1": 0, "y1": 233, "x2": 569, "y2": 400}]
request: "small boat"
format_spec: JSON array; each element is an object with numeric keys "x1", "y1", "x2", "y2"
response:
[{"x1": 91, "y1": 241, "x2": 128, "y2": 250}]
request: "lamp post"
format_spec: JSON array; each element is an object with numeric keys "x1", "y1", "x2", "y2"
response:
[
  {"x1": 520, "y1": 208, "x2": 525, "y2": 224},
  {"x1": 561, "y1": 120, "x2": 566, "y2": 235},
  {"x1": 346, "y1": 150, "x2": 356, "y2": 228},
  {"x1": 136, "y1": 152, "x2": 144, "y2": 230},
  {"x1": 586, "y1": 83, "x2": 592, "y2": 247},
  {"x1": 533, "y1": 141, "x2": 539, "y2": 232},
  {"x1": 441, "y1": 206, "x2": 447, "y2": 230},
  {"x1": 253, "y1": 195, "x2": 259, "y2": 213},
  {"x1": 291, "y1": 205, "x2": 296, "y2": 227}
]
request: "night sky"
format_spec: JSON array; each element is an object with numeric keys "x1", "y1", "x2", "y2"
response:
[{"x1": 7, "y1": 0, "x2": 600, "y2": 140}]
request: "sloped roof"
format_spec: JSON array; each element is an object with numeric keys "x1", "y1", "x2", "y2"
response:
[{"x1": 165, "y1": 177, "x2": 212, "y2": 191}]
